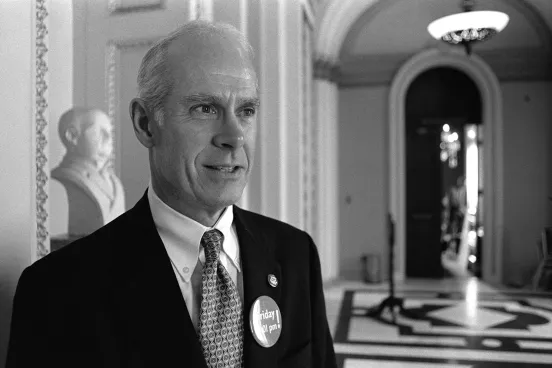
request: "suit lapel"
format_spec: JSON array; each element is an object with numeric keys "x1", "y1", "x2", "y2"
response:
[
  {"x1": 234, "y1": 207, "x2": 280, "y2": 368},
  {"x1": 111, "y1": 192, "x2": 207, "y2": 367}
]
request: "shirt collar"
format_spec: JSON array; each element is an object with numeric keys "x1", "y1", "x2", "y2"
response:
[{"x1": 147, "y1": 182, "x2": 239, "y2": 282}]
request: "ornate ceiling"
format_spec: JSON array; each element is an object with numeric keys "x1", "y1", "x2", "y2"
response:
[{"x1": 316, "y1": 0, "x2": 552, "y2": 86}]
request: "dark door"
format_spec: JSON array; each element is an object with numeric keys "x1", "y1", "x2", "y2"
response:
[{"x1": 406, "y1": 125, "x2": 443, "y2": 278}]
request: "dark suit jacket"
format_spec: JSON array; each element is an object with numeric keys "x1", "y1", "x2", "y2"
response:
[{"x1": 6, "y1": 192, "x2": 337, "y2": 368}]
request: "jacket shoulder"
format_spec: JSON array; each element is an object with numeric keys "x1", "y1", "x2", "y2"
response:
[
  {"x1": 234, "y1": 207, "x2": 318, "y2": 262},
  {"x1": 235, "y1": 207, "x2": 308, "y2": 239}
]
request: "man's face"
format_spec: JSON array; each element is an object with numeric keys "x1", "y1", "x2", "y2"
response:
[
  {"x1": 150, "y1": 33, "x2": 258, "y2": 214},
  {"x1": 77, "y1": 112, "x2": 113, "y2": 169}
]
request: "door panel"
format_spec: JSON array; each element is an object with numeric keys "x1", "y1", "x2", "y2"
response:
[{"x1": 406, "y1": 126, "x2": 443, "y2": 278}]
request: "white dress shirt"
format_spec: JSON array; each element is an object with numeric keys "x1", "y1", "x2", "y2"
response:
[{"x1": 147, "y1": 184, "x2": 243, "y2": 332}]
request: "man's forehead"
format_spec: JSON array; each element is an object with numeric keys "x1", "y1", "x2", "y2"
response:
[
  {"x1": 168, "y1": 32, "x2": 254, "y2": 75},
  {"x1": 201, "y1": 67, "x2": 257, "y2": 84},
  {"x1": 182, "y1": 79, "x2": 259, "y2": 103}
]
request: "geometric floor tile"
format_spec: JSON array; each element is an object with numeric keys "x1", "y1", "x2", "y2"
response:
[
  {"x1": 427, "y1": 302, "x2": 516, "y2": 329},
  {"x1": 325, "y1": 277, "x2": 552, "y2": 368},
  {"x1": 344, "y1": 359, "x2": 472, "y2": 368},
  {"x1": 334, "y1": 343, "x2": 552, "y2": 364}
]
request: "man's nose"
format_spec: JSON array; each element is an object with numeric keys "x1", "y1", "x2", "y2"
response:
[{"x1": 213, "y1": 113, "x2": 245, "y2": 150}]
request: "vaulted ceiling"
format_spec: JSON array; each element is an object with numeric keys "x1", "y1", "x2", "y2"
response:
[
  {"x1": 317, "y1": 0, "x2": 552, "y2": 86},
  {"x1": 341, "y1": 0, "x2": 550, "y2": 55}
]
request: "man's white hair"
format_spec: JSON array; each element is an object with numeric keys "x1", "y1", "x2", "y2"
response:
[{"x1": 136, "y1": 20, "x2": 255, "y2": 124}]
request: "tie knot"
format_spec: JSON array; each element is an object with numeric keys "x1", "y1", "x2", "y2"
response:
[{"x1": 201, "y1": 229, "x2": 224, "y2": 262}]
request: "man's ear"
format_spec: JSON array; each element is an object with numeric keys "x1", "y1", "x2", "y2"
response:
[{"x1": 130, "y1": 98, "x2": 155, "y2": 148}]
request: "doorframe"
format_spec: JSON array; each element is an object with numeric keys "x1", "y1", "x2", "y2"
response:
[{"x1": 389, "y1": 48, "x2": 504, "y2": 285}]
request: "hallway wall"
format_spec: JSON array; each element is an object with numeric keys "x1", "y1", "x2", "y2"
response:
[
  {"x1": 337, "y1": 80, "x2": 552, "y2": 286},
  {"x1": 338, "y1": 86, "x2": 388, "y2": 281},
  {"x1": 0, "y1": 3, "x2": 35, "y2": 366},
  {"x1": 501, "y1": 81, "x2": 552, "y2": 287}
]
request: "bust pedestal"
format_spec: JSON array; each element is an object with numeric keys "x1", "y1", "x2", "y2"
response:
[{"x1": 51, "y1": 163, "x2": 125, "y2": 237}]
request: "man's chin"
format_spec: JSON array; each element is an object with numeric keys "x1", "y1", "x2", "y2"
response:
[{"x1": 205, "y1": 187, "x2": 245, "y2": 208}]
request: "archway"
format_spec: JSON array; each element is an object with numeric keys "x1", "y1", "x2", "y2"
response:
[
  {"x1": 389, "y1": 48, "x2": 503, "y2": 284},
  {"x1": 405, "y1": 67, "x2": 482, "y2": 278}
]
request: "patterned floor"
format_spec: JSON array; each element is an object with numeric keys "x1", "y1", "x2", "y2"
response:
[{"x1": 324, "y1": 278, "x2": 552, "y2": 367}]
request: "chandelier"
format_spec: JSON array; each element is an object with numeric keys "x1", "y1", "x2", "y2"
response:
[
  {"x1": 440, "y1": 124, "x2": 460, "y2": 168},
  {"x1": 427, "y1": 0, "x2": 509, "y2": 55}
]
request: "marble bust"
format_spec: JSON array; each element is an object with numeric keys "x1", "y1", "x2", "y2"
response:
[{"x1": 51, "y1": 107, "x2": 125, "y2": 235}]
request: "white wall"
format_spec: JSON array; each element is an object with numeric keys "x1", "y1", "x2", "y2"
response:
[
  {"x1": 501, "y1": 81, "x2": 552, "y2": 286},
  {"x1": 0, "y1": 2, "x2": 35, "y2": 366},
  {"x1": 338, "y1": 86, "x2": 388, "y2": 280}
]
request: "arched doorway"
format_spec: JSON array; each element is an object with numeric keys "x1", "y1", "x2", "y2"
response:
[
  {"x1": 405, "y1": 67, "x2": 482, "y2": 278},
  {"x1": 389, "y1": 48, "x2": 503, "y2": 284}
]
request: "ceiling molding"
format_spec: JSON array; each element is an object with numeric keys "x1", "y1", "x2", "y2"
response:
[
  {"x1": 339, "y1": 0, "x2": 552, "y2": 58},
  {"x1": 338, "y1": 47, "x2": 552, "y2": 87},
  {"x1": 339, "y1": 0, "x2": 401, "y2": 57},
  {"x1": 108, "y1": 0, "x2": 165, "y2": 14},
  {"x1": 316, "y1": 0, "x2": 380, "y2": 59},
  {"x1": 503, "y1": 0, "x2": 552, "y2": 53}
]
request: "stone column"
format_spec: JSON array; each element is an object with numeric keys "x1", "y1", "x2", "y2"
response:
[{"x1": 313, "y1": 56, "x2": 340, "y2": 282}]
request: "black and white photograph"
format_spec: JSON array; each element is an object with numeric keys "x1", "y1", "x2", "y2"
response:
[{"x1": 0, "y1": 1, "x2": 551, "y2": 367}]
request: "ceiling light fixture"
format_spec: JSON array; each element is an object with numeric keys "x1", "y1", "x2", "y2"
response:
[{"x1": 427, "y1": 0, "x2": 509, "y2": 55}]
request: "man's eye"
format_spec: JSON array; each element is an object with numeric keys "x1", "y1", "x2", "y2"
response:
[
  {"x1": 242, "y1": 108, "x2": 256, "y2": 117},
  {"x1": 193, "y1": 105, "x2": 217, "y2": 115}
]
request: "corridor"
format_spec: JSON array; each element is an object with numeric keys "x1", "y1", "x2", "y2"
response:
[{"x1": 325, "y1": 278, "x2": 552, "y2": 367}]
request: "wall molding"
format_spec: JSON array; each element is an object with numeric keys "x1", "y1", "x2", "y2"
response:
[
  {"x1": 106, "y1": 38, "x2": 157, "y2": 175},
  {"x1": 106, "y1": 38, "x2": 158, "y2": 121},
  {"x1": 316, "y1": 0, "x2": 379, "y2": 60},
  {"x1": 339, "y1": 0, "x2": 401, "y2": 57},
  {"x1": 302, "y1": 12, "x2": 317, "y2": 236},
  {"x1": 338, "y1": 47, "x2": 552, "y2": 87},
  {"x1": 35, "y1": 0, "x2": 50, "y2": 260},
  {"x1": 503, "y1": 0, "x2": 552, "y2": 53},
  {"x1": 389, "y1": 47, "x2": 504, "y2": 284},
  {"x1": 108, "y1": 0, "x2": 164, "y2": 14}
]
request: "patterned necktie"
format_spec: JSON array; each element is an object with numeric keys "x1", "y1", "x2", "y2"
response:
[{"x1": 198, "y1": 229, "x2": 244, "y2": 368}]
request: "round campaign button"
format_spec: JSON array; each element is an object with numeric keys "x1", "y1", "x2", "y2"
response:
[{"x1": 249, "y1": 296, "x2": 282, "y2": 348}]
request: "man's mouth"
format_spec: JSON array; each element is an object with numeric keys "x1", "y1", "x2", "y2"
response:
[{"x1": 205, "y1": 165, "x2": 241, "y2": 173}]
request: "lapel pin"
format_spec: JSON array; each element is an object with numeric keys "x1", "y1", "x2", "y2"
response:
[
  {"x1": 249, "y1": 296, "x2": 282, "y2": 348},
  {"x1": 268, "y1": 274, "x2": 278, "y2": 287}
]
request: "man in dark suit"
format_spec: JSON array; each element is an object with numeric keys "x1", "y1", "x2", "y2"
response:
[{"x1": 6, "y1": 20, "x2": 337, "y2": 368}]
